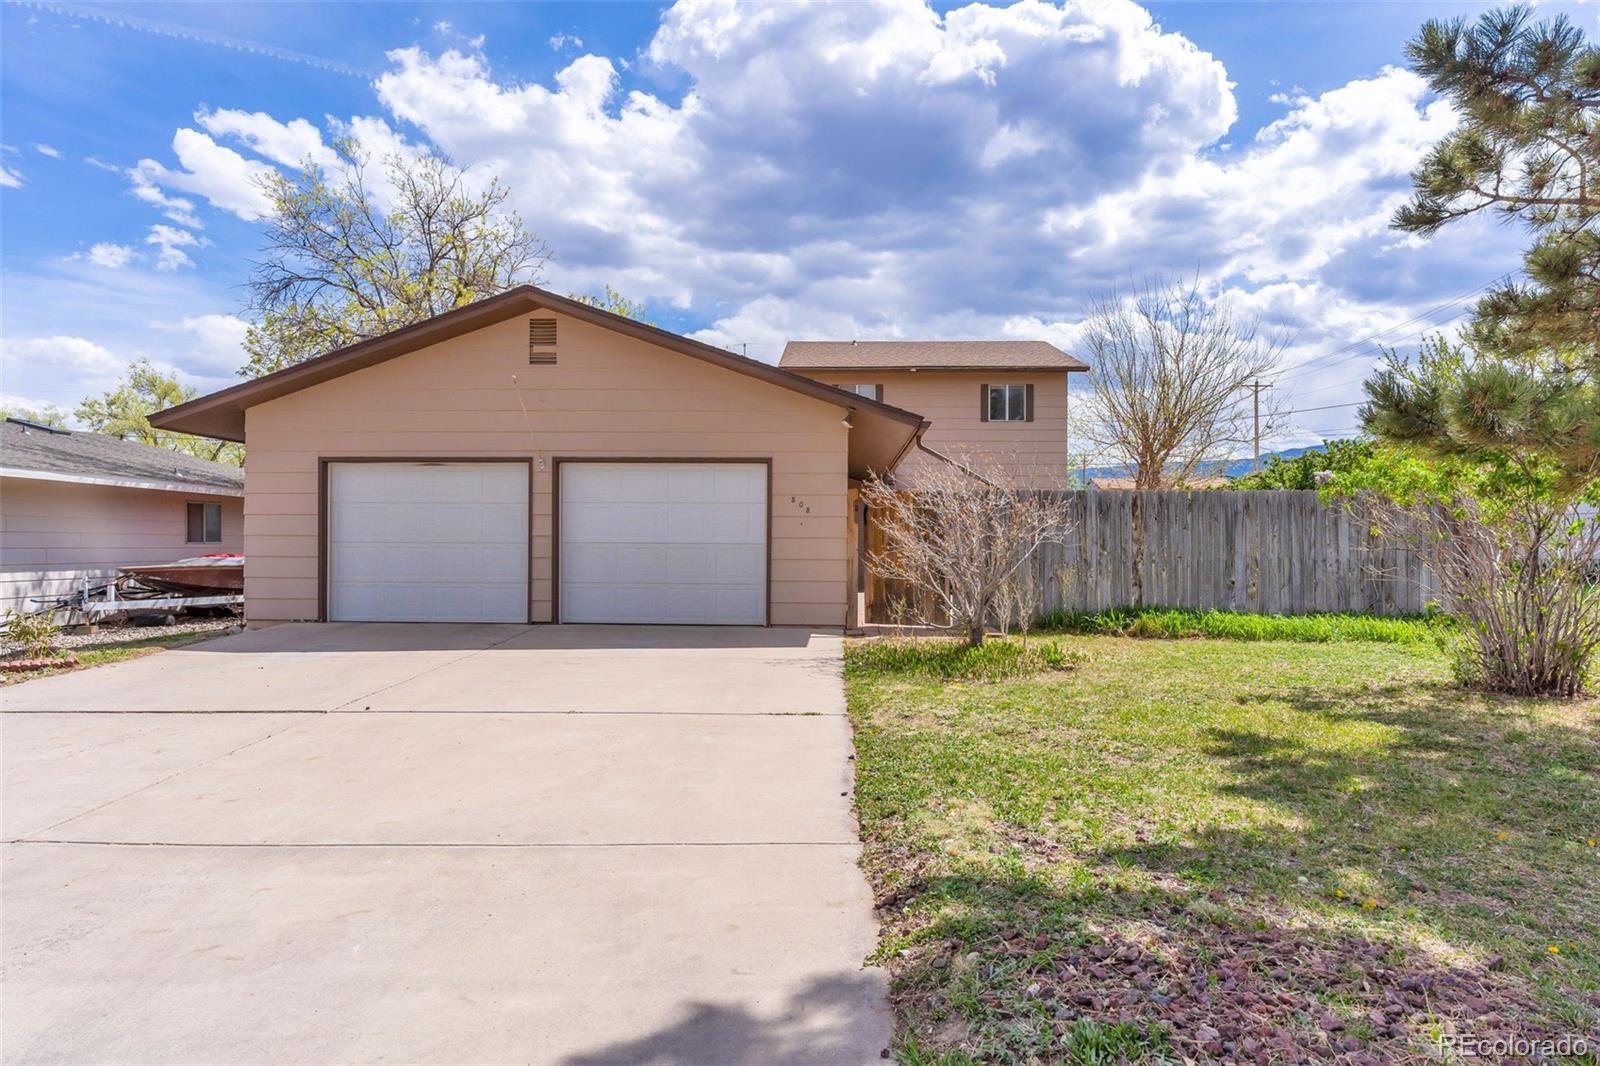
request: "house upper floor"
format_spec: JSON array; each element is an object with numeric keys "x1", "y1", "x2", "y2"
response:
[{"x1": 779, "y1": 340, "x2": 1089, "y2": 488}]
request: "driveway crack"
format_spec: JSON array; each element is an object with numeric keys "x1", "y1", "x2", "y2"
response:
[
  {"x1": 327, "y1": 626, "x2": 534, "y2": 712},
  {"x1": 15, "y1": 719, "x2": 307, "y2": 840}
]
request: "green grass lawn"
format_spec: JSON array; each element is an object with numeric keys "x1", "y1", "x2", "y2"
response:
[{"x1": 846, "y1": 635, "x2": 1600, "y2": 1064}]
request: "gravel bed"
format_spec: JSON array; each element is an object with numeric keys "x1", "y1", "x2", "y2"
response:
[{"x1": 0, "y1": 616, "x2": 242, "y2": 657}]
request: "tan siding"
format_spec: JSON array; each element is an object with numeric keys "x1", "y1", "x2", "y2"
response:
[
  {"x1": 243, "y1": 311, "x2": 851, "y2": 626},
  {"x1": 805, "y1": 370, "x2": 1070, "y2": 489},
  {"x1": 0, "y1": 477, "x2": 244, "y2": 614}
]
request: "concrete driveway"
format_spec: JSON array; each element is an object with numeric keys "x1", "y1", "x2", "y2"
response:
[{"x1": 1, "y1": 624, "x2": 889, "y2": 1065}]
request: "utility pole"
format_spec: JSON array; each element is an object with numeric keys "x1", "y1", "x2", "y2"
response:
[{"x1": 1244, "y1": 380, "x2": 1271, "y2": 472}]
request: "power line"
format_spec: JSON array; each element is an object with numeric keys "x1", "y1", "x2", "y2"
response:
[
  {"x1": 1285, "y1": 400, "x2": 1364, "y2": 416},
  {"x1": 1270, "y1": 273, "x2": 1510, "y2": 385}
]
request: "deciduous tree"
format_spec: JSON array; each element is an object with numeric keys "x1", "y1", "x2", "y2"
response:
[
  {"x1": 76, "y1": 359, "x2": 242, "y2": 464},
  {"x1": 1078, "y1": 275, "x2": 1285, "y2": 489},
  {"x1": 243, "y1": 144, "x2": 550, "y2": 376}
]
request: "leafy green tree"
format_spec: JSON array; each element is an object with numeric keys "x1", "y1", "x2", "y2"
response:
[
  {"x1": 243, "y1": 144, "x2": 550, "y2": 376},
  {"x1": 1, "y1": 405, "x2": 68, "y2": 428},
  {"x1": 1231, "y1": 438, "x2": 1376, "y2": 490},
  {"x1": 76, "y1": 359, "x2": 243, "y2": 465},
  {"x1": 568, "y1": 285, "x2": 652, "y2": 325}
]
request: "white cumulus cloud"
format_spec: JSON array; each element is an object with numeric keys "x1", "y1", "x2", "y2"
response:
[
  {"x1": 86, "y1": 242, "x2": 136, "y2": 268},
  {"x1": 131, "y1": 128, "x2": 275, "y2": 222},
  {"x1": 150, "y1": 313, "x2": 249, "y2": 376},
  {"x1": 145, "y1": 224, "x2": 205, "y2": 271},
  {"x1": 89, "y1": 0, "x2": 1533, "y2": 449}
]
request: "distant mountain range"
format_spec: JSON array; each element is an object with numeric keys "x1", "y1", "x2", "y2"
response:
[{"x1": 1077, "y1": 444, "x2": 1326, "y2": 483}]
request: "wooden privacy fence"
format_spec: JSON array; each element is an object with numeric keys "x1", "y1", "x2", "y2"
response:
[{"x1": 864, "y1": 489, "x2": 1438, "y2": 623}]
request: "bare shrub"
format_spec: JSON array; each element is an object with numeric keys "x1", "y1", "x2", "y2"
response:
[
  {"x1": 861, "y1": 453, "x2": 1074, "y2": 646},
  {"x1": 1369, "y1": 495, "x2": 1600, "y2": 697}
]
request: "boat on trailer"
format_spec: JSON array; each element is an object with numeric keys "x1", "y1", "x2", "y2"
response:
[{"x1": 119, "y1": 553, "x2": 244, "y2": 595}]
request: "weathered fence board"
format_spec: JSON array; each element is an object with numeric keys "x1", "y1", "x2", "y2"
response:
[{"x1": 865, "y1": 489, "x2": 1435, "y2": 624}]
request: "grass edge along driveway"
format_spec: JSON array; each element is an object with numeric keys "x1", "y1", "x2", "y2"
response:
[{"x1": 845, "y1": 633, "x2": 1599, "y2": 1064}]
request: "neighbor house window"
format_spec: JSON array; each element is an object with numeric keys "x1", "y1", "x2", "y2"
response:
[
  {"x1": 984, "y1": 383, "x2": 1031, "y2": 422},
  {"x1": 187, "y1": 502, "x2": 222, "y2": 544},
  {"x1": 837, "y1": 383, "x2": 882, "y2": 400}
]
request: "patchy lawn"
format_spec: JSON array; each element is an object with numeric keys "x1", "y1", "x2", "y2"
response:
[
  {"x1": 846, "y1": 635, "x2": 1600, "y2": 1064},
  {"x1": 1, "y1": 629, "x2": 229, "y2": 685}
]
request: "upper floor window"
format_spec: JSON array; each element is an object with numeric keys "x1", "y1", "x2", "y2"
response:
[
  {"x1": 984, "y1": 383, "x2": 1032, "y2": 422},
  {"x1": 187, "y1": 501, "x2": 222, "y2": 544},
  {"x1": 837, "y1": 383, "x2": 882, "y2": 400}
]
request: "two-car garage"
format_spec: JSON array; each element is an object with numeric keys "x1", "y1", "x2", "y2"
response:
[
  {"x1": 148, "y1": 288, "x2": 928, "y2": 628},
  {"x1": 325, "y1": 460, "x2": 768, "y2": 625}
]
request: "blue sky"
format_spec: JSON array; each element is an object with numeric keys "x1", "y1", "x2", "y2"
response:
[{"x1": 3, "y1": 0, "x2": 1593, "y2": 451}]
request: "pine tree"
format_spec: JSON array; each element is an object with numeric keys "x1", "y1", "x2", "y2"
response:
[{"x1": 1370, "y1": 6, "x2": 1600, "y2": 486}]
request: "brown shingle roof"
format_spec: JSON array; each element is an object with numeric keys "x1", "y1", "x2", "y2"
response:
[{"x1": 780, "y1": 340, "x2": 1088, "y2": 372}]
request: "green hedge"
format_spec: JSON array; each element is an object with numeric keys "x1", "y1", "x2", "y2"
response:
[{"x1": 1036, "y1": 605, "x2": 1451, "y2": 645}]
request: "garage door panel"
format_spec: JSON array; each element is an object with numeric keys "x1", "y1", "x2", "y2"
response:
[
  {"x1": 329, "y1": 463, "x2": 529, "y2": 623},
  {"x1": 560, "y1": 463, "x2": 766, "y2": 624}
]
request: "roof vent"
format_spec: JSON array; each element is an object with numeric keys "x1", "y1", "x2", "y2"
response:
[
  {"x1": 528, "y1": 318, "x2": 557, "y2": 364},
  {"x1": 5, "y1": 416, "x2": 69, "y2": 434}
]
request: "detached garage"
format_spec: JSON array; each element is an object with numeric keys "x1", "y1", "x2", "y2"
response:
[{"x1": 150, "y1": 285, "x2": 927, "y2": 628}]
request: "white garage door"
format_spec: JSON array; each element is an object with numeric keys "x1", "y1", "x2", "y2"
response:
[
  {"x1": 328, "y1": 462, "x2": 529, "y2": 622},
  {"x1": 559, "y1": 462, "x2": 767, "y2": 625}
]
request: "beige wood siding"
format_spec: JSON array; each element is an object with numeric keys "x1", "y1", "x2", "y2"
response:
[
  {"x1": 809, "y1": 370, "x2": 1069, "y2": 488},
  {"x1": 0, "y1": 477, "x2": 244, "y2": 613},
  {"x1": 243, "y1": 311, "x2": 850, "y2": 626}
]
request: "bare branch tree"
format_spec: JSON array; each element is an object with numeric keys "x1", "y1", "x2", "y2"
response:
[
  {"x1": 1367, "y1": 493, "x2": 1600, "y2": 697},
  {"x1": 243, "y1": 142, "x2": 551, "y2": 376},
  {"x1": 1079, "y1": 274, "x2": 1287, "y2": 488},
  {"x1": 861, "y1": 452, "x2": 1074, "y2": 646}
]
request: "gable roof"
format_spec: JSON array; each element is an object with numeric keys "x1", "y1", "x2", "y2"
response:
[
  {"x1": 0, "y1": 418, "x2": 244, "y2": 496},
  {"x1": 780, "y1": 340, "x2": 1089, "y2": 372},
  {"x1": 149, "y1": 285, "x2": 929, "y2": 479}
]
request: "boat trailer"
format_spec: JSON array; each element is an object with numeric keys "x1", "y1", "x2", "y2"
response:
[{"x1": 32, "y1": 573, "x2": 244, "y2": 618}]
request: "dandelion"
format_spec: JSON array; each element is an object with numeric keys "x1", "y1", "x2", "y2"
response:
[
  {"x1": 1588, "y1": 839, "x2": 1596, "y2": 848},
  {"x1": 1548, "y1": 945, "x2": 1561, "y2": 955},
  {"x1": 1362, "y1": 899, "x2": 1378, "y2": 910},
  {"x1": 1495, "y1": 831, "x2": 1509, "y2": 841},
  {"x1": 1335, "y1": 889, "x2": 1346, "y2": 899}
]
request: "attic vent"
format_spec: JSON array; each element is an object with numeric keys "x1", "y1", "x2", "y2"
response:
[{"x1": 528, "y1": 318, "x2": 557, "y2": 364}]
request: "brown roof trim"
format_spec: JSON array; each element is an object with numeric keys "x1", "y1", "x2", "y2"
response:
[
  {"x1": 793, "y1": 364, "x2": 1089, "y2": 373},
  {"x1": 149, "y1": 285, "x2": 928, "y2": 442}
]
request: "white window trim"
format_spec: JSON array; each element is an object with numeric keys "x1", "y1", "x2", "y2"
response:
[{"x1": 988, "y1": 384, "x2": 1027, "y2": 422}]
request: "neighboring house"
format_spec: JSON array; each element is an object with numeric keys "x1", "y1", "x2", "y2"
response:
[
  {"x1": 0, "y1": 418, "x2": 244, "y2": 616},
  {"x1": 779, "y1": 340, "x2": 1089, "y2": 489},
  {"x1": 1088, "y1": 475, "x2": 1231, "y2": 491},
  {"x1": 149, "y1": 286, "x2": 927, "y2": 629}
]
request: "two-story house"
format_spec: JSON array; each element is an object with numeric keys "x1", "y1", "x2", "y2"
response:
[{"x1": 779, "y1": 340, "x2": 1089, "y2": 488}]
